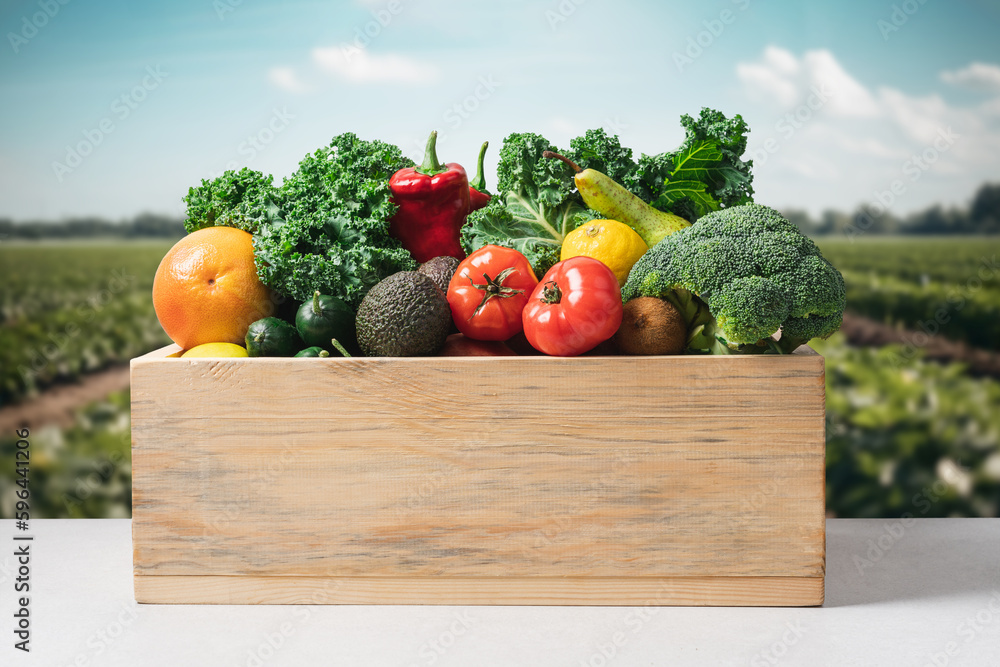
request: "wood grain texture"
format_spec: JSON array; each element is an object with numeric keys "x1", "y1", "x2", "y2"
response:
[
  {"x1": 134, "y1": 575, "x2": 824, "y2": 606},
  {"x1": 131, "y1": 345, "x2": 826, "y2": 605}
]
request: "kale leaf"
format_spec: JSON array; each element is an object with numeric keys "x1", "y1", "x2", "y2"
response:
[
  {"x1": 632, "y1": 108, "x2": 754, "y2": 222},
  {"x1": 462, "y1": 108, "x2": 754, "y2": 274},
  {"x1": 253, "y1": 133, "x2": 416, "y2": 308},
  {"x1": 462, "y1": 132, "x2": 596, "y2": 275},
  {"x1": 183, "y1": 168, "x2": 278, "y2": 233}
]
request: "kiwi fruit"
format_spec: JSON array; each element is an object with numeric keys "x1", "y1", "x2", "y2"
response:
[{"x1": 615, "y1": 297, "x2": 687, "y2": 355}]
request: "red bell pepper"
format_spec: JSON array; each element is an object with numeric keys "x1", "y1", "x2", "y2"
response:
[
  {"x1": 388, "y1": 131, "x2": 469, "y2": 263},
  {"x1": 468, "y1": 141, "x2": 491, "y2": 212}
]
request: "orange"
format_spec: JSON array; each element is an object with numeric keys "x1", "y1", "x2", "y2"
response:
[{"x1": 152, "y1": 227, "x2": 275, "y2": 350}]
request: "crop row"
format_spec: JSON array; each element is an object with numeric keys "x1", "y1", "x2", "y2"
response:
[
  {"x1": 839, "y1": 269, "x2": 1000, "y2": 351},
  {"x1": 814, "y1": 334, "x2": 1000, "y2": 518},
  {"x1": 0, "y1": 389, "x2": 132, "y2": 519},
  {"x1": 0, "y1": 242, "x2": 172, "y2": 404},
  {"x1": 818, "y1": 238, "x2": 1000, "y2": 352},
  {"x1": 817, "y1": 237, "x2": 1000, "y2": 291},
  {"x1": 3, "y1": 334, "x2": 999, "y2": 519}
]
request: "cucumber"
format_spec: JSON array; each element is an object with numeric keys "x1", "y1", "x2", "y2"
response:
[
  {"x1": 295, "y1": 290, "x2": 357, "y2": 351},
  {"x1": 245, "y1": 317, "x2": 301, "y2": 357},
  {"x1": 294, "y1": 346, "x2": 330, "y2": 358}
]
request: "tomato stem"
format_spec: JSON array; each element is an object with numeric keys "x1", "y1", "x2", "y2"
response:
[
  {"x1": 467, "y1": 267, "x2": 525, "y2": 319},
  {"x1": 540, "y1": 280, "x2": 562, "y2": 305}
]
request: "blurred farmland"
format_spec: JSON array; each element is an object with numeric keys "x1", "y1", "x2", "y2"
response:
[{"x1": 1, "y1": 233, "x2": 999, "y2": 518}]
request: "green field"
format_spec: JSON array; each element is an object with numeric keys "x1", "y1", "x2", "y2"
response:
[
  {"x1": 818, "y1": 237, "x2": 1000, "y2": 350},
  {"x1": 1, "y1": 237, "x2": 999, "y2": 518},
  {"x1": 0, "y1": 241, "x2": 173, "y2": 405},
  {"x1": 0, "y1": 390, "x2": 131, "y2": 518}
]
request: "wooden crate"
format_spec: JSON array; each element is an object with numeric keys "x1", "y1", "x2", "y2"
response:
[{"x1": 130, "y1": 344, "x2": 826, "y2": 606}]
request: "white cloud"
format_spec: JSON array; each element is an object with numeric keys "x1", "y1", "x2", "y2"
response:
[
  {"x1": 312, "y1": 47, "x2": 440, "y2": 85},
  {"x1": 831, "y1": 132, "x2": 907, "y2": 159},
  {"x1": 801, "y1": 50, "x2": 881, "y2": 118},
  {"x1": 980, "y1": 97, "x2": 1000, "y2": 117},
  {"x1": 736, "y1": 46, "x2": 879, "y2": 117},
  {"x1": 878, "y1": 87, "x2": 951, "y2": 144},
  {"x1": 737, "y1": 47, "x2": 1000, "y2": 216},
  {"x1": 736, "y1": 67, "x2": 798, "y2": 108},
  {"x1": 268, "y1": 66, "x2": 312, "y2": 94},
  {"x1": 941, "y1": 62, "x2": 1000, "y2": 94},
  {"x1": 763, "y1": 45, "x2": 800, "y2": 77}
]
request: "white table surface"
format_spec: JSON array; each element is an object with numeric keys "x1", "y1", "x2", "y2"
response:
[{"x1": 1, "y1": 519, "x2": 998, "y2": 666}]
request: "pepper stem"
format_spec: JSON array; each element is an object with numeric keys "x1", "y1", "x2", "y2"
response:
[
  {"x1": 330, "y1": 338, "x2": 352, "y2": 357},
  {"x1": 415, "y1": 130, "x2": 449, "y2": 176},
  {"x1": 542, "y1": 151, "x2": 582, "y2": 173},
  {"x1": 540, "y1": 280, "x2": 562, "y2": 304},
  {"x1": 469, "y1": 141, "x2": 488, "y2": 191}
]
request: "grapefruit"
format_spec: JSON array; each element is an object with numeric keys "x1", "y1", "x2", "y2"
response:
[{"x1": 153, "y1": 227, "x2": 274, "y2": 350}]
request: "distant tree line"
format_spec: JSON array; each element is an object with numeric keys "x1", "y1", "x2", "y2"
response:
[
  {"x1": 0, "y1": 213, "x2": 185, "y2": 240},
  {"x1": 3, "y1": 182, "x2": 999, "y2": 241},
  {"x1": 784, "y1": 182, "x2": 1000, "y2": 237}
]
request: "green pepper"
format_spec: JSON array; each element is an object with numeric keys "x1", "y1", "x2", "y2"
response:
[
  {"x1": 246, "y1": 317, "x2": 301, "y2": 357},
  {"x1": 294, "y1": 346, "x2": 330, "y2": 358},
  {"x1": 295, "y1": 290, "x2": 356, "y2": 351}
]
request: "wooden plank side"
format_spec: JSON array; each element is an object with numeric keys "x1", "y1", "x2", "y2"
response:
[
  {"x1": 131, "y1": 346, "x2": 826, "y2": 601},
  {"x1": 131, "y1": 415, "x2": 825, "y2": 450},
  {"x1": 132, "y1": 420, "x2": 825, "y2": 578},
  {"x1": 130, "y1": 351, "x2": 825, "y2": 423},
  {"x1": 134, "y1": 574, "x2": 825, "y2": 606}
]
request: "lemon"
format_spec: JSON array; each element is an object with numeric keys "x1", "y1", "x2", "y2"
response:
[
  {"x1": 181, "y1": 342, "x2": 249, "y2": 358},
  {"x1": 561, "y1": 219, "x2": 648, "y2": 286}
]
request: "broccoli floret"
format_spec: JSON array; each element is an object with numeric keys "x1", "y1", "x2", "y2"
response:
[
  {"x1": 621, "y1": 203, "x2": 845, "y2": 354},
  {"x1": 183, "y1": 168, "x2": 278, "y2": 234}
]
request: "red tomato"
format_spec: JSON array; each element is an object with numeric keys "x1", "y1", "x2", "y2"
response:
[
  {"x1": 438, "y1": 334, "x2": 518, "y2": 356},
  {"x1": 447, "y1": 245, "x2": 538, "y2": 341},
  {"x1": 522, "y1": 256, "x2": 624, "y2": 356}
]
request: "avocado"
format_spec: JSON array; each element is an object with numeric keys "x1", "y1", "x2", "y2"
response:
[
  {"x1": 417, "y1": 256, "x2": 460, "y2": 294},
  {"x1": 355, "y1": 271, "x2": 452, "y2": 356}
]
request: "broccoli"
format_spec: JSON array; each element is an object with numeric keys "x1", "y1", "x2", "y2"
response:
[
  {"x1": 621, "y1": 203, "x2": 845, "y2": 354},
  {"x1": 183, "y1": 168, "x2": 278, "y2": 234}
]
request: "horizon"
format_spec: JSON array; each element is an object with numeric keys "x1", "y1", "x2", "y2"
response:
[{"x1": 2, "y1": 1, "x2": 998, "y2": 222}]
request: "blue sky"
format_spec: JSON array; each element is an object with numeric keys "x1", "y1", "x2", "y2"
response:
[{"x1": 1, "y1": 0, "x2": 998, "y2": 221}]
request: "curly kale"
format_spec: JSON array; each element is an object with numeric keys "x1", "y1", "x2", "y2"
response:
[
  {"x1": 568, "y1": 128, "x2": 637, "y2": 188},
  {"x1": 622, "y1": 204, "x2": 845, "y2": 354},
  {"x1": 183, "y1": 168, "x2": 278, "y2": 233},
  {"x1": 252, "y1": 133, "x2": 416, "y2": 308},
  {"x1": 462, "y1": 132, "x2": 596, "y2": 275},
  {"x1": 632, "y1": 108, "x2": 754, "y2": 223},
  {"x1": 463, "y1": 109, "x2": 754, "y2": 274}
]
